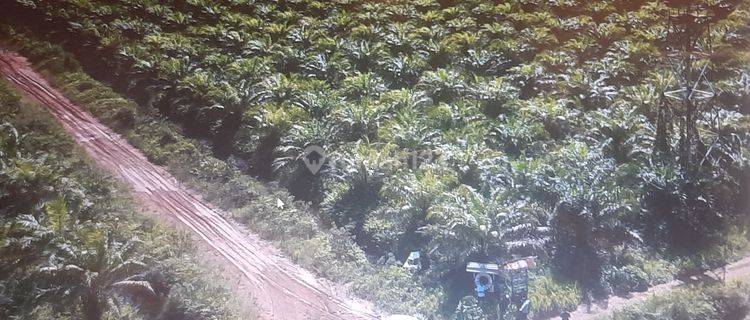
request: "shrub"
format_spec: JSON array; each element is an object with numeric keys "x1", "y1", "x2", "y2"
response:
[
  {"x1": 53, "y1": 72, "x2": 140, "y2": 132},
  {"x1": 527, "y1": 275, "x2": 579, "y2": 318},
  {"x1": 676, "y1": 227, "x2": 749, "y2": 275},
  {"x1": 603, "y1": 247, "x2": 677, "y2": 296},
  {"x1": 350, "y1": 265, "x2": 442, "y2": 317},
  {"x1": 604, "y1": 265, "x2": 650, "y2": 295},
  {"x1": 0, "y1": 79, "x2": 20, "y2": 116}
]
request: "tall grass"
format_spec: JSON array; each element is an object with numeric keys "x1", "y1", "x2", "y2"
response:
[{"x1": 528, "y1": 275, "x2": 580, "y2": 318}]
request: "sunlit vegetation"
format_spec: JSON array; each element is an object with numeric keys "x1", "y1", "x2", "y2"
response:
[
  {"x1": 0, "y1": 80, "x2": 251, "y2": 319},
  {"x1": 1, "y1": 0, "x2": 749, "y2": 318}
]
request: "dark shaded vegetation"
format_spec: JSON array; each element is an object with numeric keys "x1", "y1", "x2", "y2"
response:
[{"x1": 1, "y1": 0, "x2": 749, "y2": 318}]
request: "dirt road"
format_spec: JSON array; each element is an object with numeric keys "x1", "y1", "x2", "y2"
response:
[
  {"x1": 554, "y1": 255, "x2": 750, "y2": 319},
  {"x1": 0, "y1": 49, "x2": 380, "y2": 320}
]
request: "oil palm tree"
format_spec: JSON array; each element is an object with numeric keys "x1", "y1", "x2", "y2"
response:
[
  {"x1": 366, "y1": 166, "x2": 458, "y2": 252},
  {"x1": 382, "y1": 54, "x2": 427, "y2": 89},
  {"x1": 379, "y1": 108, "x2": 440, "y2": 152},
  {"x1": 420, "y1": 37, "x2": 457, "y2": 68},
  {"x1": 293, "y1": 91, "x2": 342, "y2": 119},
  {"x1": 259, "y1": 73, "x2": 305, "y2": 105},
  {"x1": 1, "y1": 214, "x2": 53, "y2": 279},
  {"x1": 418, "y1": 68, "x2": 466, "y2": 103},
  {"x1": 422, "y1": 185, "x2": 548, "y2": 273},
  {"x1": 333, "y1": 100, "x2": 391, "y2": 141},
  {"x1": 384, "y1": 23, "x2": 421, "y2": 55},
  {"x1": 322, "y1": 141, "x2": 397, "y2": 244},
  {"x1": 461, "y1": 49, "x2": 512, "y2": 76},
  {"x1": 340, "y1": 72, "x2": 387, "y2": 100},
  {"x1": 344, "y1": 40, "x2": 387, "y2": 73},
  {"x1": 273, "y1": 119, "x2": 340, "y2": 173},
  {"x1": 488, "y1": 116, "x2": 549, "y2": 156},
  {"x1": 2, "y1": 198, "x2": 159, "y2": 320},
  {"x1": 271, "y1": 45, "x2": 309, "y2": 74},
  {"x1": 301, "y1": 53, "x2": 350, "y2": 82},
  {"x1": 544, "y1": 141, "x2": 637, "y2": 293},
  {"x1": 470, "y1": 77, "x2": 518, "y2": 118},
  {"x1": 34, "y1": 228, "x2": 158, "y2": 320},
  {"x1": 380, "y1": 88, "x2": 432, "y2": 111},
  {"x1": 0, "y1": 157, "x2": 59, "y2": 217}
]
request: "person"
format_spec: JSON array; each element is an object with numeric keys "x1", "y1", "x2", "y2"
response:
[
  {"x1": 514, "y1": 299, "x2": 530, "y2": 320},
  {"x1": 474, "y1": 276, "x2": 487, "y2": 298},
  {"x1": 560, "y1": 311, "x2": 571, "y2": 320},
  {"x1": 474, "y1": 277, "x2": 485, "y2": 298}
]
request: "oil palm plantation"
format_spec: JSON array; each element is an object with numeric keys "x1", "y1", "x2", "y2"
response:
[{"x1": 2, "y1": 0, "x2": 749, "y2": 317}]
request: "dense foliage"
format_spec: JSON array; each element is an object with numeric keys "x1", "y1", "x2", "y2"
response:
[
  {"x1": 2, "y1": 0, "x2": 750, "y2": 318},
  {"x1": 0, "y1": 80, "x2": 250, "y2": 319}
]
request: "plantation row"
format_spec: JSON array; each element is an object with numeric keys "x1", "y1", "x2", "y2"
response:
[
  {"x1": 1, "y1": 0, "x2": 749, "y2": 318},
  {"x1": 0, "y1": 80, "x2": 249, "y2": 319}
]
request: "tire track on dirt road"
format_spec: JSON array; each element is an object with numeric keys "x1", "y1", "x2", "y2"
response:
[{"x1": 0, "y1": 48, "x2": 380, "y2": 320}]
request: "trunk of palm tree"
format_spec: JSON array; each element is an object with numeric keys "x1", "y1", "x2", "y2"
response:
[
  {"x1": 83, "y1": 291, "x2": 102, "y2": 320},
  {"x1": 683, "y1": 99, "x2": 699, "y2": 178},
  {"x1": 654, "y1": 95, "x2": 671, "y2": 159}
]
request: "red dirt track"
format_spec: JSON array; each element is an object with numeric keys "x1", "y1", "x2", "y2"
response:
[{"x1": 0, "y1": 49, "x2": 379, "y2": 320}]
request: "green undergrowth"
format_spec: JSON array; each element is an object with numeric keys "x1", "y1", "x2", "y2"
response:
[
  {"x1": 675, "y1": 227, "x2": 750, "y2": 274},
  {"x1": 528, "y1": 275, "x2": 580, "y2": 318},
  {"x1": 0, "y1": 27, "x2": 442, "y2": 318},
  {"x1": 601, "y1": 281, "x2": 750, "y2": 320}
]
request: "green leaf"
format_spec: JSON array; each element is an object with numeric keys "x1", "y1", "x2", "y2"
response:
[{"x1": 44, "y1": 198, "x2": 69, "y2": 234}]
